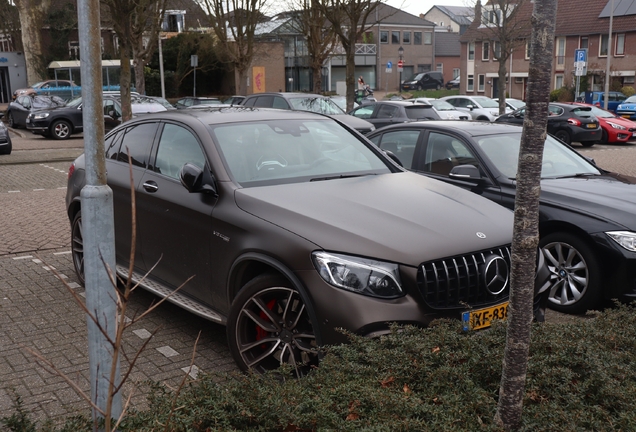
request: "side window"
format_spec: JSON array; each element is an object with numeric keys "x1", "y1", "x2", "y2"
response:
[
  {"x1": 375, "y1": 104, "x2": 399, "y2": 118},
  {"x1": 243, "y1": 97, "x2": 256, "y2": 107},
  {"x1": 421, "y1": 132, "x2": 478, "y2": 177},
  {"x1": 105, "y1": 130, "x2": 124, "y2": 160},
  {"x1": 103, "y1": 99, "x2": 116, "y2": 117},
  {"x1": 154, "y1": 123, "x2": 206, "y2": 179},
  {"x1": 377, "y1": 130, "x2": 420, "y2": 169},
  {"x1": 351, "y1": 105, "x2": 374, "y2": 119},
  {"x1": 184, "y1": 98, "x2": 193, "y2": 107},
  {"x1": 116, "y1": 123, "x2": 159, "y2": 168},
  {"x1": 253, "y1": 96, "x2": 274, "y2": 107},
  {"x1": 272, "y1": 97, "x2": 288, "y2": 109}
]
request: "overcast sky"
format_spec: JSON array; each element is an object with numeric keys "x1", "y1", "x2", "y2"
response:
[{"x1": 385, "y1": 0, "x2": 476, "y2": 18}]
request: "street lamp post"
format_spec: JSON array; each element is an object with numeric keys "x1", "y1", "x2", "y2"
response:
[
  {"x1": 604, "y1": 0, "x2": 614, "y2": 110},
  {"x1": 398, "y1": 46, "x2": 404, "y2": 93}
]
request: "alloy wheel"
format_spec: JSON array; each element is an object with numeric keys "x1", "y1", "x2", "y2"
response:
[
  {"x1": 542, "y1": 241, "x2": 589, "y2": 307},
  {"x1": 71, "y1": 212, "x2": 85, "y2": 285},
  {"x1": 233, "y1": 286, "x2": 319, "y2": 376}
]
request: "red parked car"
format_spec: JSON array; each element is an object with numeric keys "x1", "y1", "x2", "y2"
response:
[{"x1": 569, "y1": 102, "x2": 636, "y2": 144}]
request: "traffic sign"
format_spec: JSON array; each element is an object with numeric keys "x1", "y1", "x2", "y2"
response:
[
  {"x1": 387, "y1": 61, "x2": 393, "y2": 69},
  {"x1": 397, "y1": 60, "x2": 404, "y2": 68},
  {"x1": 574, "y1": 49, "x2": 587, "y2": 64}
]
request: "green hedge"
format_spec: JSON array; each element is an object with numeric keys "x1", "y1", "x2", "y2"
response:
[{"x1": 4, "y1": 304, "x2": 636, "y2": 431}]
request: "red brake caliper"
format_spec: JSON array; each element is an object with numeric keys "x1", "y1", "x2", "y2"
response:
[{"x1": 256, "y1": 299, "x2": 276, "y2": 345}]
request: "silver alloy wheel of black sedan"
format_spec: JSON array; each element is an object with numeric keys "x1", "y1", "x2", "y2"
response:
[
  {"x1": 51, "y1": 120, "x2": 72, "y2": 140},
  {"x1": 228, "y1": 275, "x2": 319, "y2": 376},
  {"x1": 71, "y1": 212, "x2": 85, "y2": 285},
  {"x1": 540, "y1": 232, "x2": 600, "y2": 314}
]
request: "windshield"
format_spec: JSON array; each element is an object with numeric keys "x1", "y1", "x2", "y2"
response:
[
  {"x1": 32, "y1": 96, "x2": 66, "y2": 109},
  {"x1": 211, "y1": 119, "x2": 390, "y2": 186},
  {"x1": 66, "y1": 97, "x2": 83, "y2": 108},
  {"x1": 429, "y1": 100, "x2": 456, "y2": 111},
  {"x1": 623, "y1": 96, "x2": 636, "y2": 104},
  {"x1": 407, "y1": 74, "x2": 424, "y2": 81},
  {"x1": 289, "y1": 97, "x2": 345, "y2": 115},
  {"x1": 200, "y1": 99, "x2": 222, "y2": 105},
  {"x1": 472, "y1": 97, "x2": 499, "y2": 108},
  {"x1": 586, "y1": 105, "x2": 616, "y2": 118},
  {"x1": 476, "y1": 133, "x2": 601, "y2": 179}
]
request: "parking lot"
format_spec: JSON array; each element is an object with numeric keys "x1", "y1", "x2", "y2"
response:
[{"x1": 1, "y1": 124, "x2": 635, "y2": 424}]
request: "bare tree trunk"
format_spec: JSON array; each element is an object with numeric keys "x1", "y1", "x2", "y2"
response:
[
  {"x1": 14, "y1": 0, "x2": 50, "y2": 84},
  {"x1": 494, "y1": 0, "x2": 557, "y2": 430},
  {"x1": 498, "y1": 56, "x2": 508, "y2": 114},
  {"x1": 134, "y1": 58, "x2": 146, "y2": 95},
  {"x1": 345, "y1": 48, "x2": 356, "y2": 111},
  {"x1": 312, "y1": 65, "x2": 323, "y2": 94},
  {"x1": 237, "y1": 67, "x2": 247, "y2": 96},
  {"x1": 119, "y1": 43, "x2": 133, "y2": 122}
]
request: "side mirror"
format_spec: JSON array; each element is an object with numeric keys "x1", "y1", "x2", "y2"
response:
[
  {"x1": 449, "y1": 164, "x2": 481, "y2": 181},
  {"x1": 466, "y1": 104, "x2": 475, "y2": 111},
  {"x1": 513, "y1": 112, "x2": 523, "y2": 118},
  {"x1": 383, "y1": 150, "x2": 403, "y2": 167},
  {"x1": 179, "y1": 163, "x2": 218, "y2": 196}
]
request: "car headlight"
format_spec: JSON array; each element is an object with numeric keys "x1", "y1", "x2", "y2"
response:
[
  {"x1": 606, "y1": 231, "x2": 636, "y2": 252},
  {"x1": 607, "y1": 122, "x2": 626, "y2": 130},
  {"x1": 33, "y1": 113, "x2": 50, "y2": 119},
  {"x1": 312, "y1": 251, "x2": 403, "y2": 298}
]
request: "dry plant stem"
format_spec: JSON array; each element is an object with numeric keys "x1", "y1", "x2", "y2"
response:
[{"x1": 164, "y1": 332, "x2": 202, "y2": 432}]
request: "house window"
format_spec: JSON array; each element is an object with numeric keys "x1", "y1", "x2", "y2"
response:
[
  {"x1": 555, "y1": 74, "x2": 564, "y2": 89},
  {"x1": 163, "y1": 10, "x2": 186, "y2": 32},
  {"x1": 424, "y1": 32, "x2": 432, "y2": 44},
  {"x1": 482, "y1": 41, "x2": 490, "y2": 61},
  {"x1": 624, "y1": 76, "x2": 635, "y2": 84},
  {"x1": 403, "y1": 31, "x2": 411, "y2": 44},
  {"x1": 392, "y1": 31, "x2": 400, "y2": 44},
  {"x1": 525, "y1": 40, "x2": 530, "y2": 59},
  {"x1": 616, "y1": 34, "x2": 625, "y2": 56},
  {"x1": 580, "y1": 36, "x2": 588, "y2": 49},
  {"x1": 468, "y1": 42, "x2": 475, "y2": 60},
  {"x1": 0, "y1": 35, "x2": 13, "y2": 52},
  {"x1": 556, "y1": 37, "x2": 565, "y2": 65},
  {"x1": 414, "y1": 32, "x2": 422, "y2": 45},
  {"x1": 453, "y1": 68, "x2": 460, "y2": 78},
  {"x1": 599, "y1": 34, "x2": 608, "y2": 57},
  {"x1": 467, "y1": 74, "x2": 474, "y2": 92},
  {"x1": 69, "y1": 41, "x2": 80, "y2": 59},
  {"x1": 483, "y1": 8, "x2": 502, "y2": 25},
  {"x1": 478, "y1": 74, "x2": 485, "y2": 92},
  {"x1": 436, "y1": 63, "x2": 443, "y2": 72},
  {"x1": 494, "y1": 41, "x2": 501, "y2": 59},
  {"x1": 440, "y1": 21, "x2": 445, "y2": 27},
  {"x1": 380, "y1": 31, "x2": 388, "y2": 44}
]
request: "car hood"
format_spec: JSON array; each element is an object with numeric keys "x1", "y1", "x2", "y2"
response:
[
  {"x1": 601, "y1": 117, "x2": 636, "y2": 129},
  {"x1": 617, "y1": 102, "x2": 636, "y2": 110},
  {"x1": 30, "y1": 105, "x2": 75, "y2": 115},
  {"x1": 235, "y1": 172, "x2": 513, "y2": 267},
  {"x1": 329, "y1": 114, "x2": 374, "y2": 131},
  {"x1": 541, "y1": 173, "x2": 636, "y2": 229}
]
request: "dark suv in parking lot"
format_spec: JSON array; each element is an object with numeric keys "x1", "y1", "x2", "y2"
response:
[
  {"x1": 66, "y1": 108, "x2": 547, "y2": 374},
  {"x1": 401, "y1": 72, "x2": 444, "y2": 92}
]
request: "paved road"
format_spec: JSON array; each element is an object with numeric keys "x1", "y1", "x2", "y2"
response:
[
  {"x1": 1, "y1": 130, "x2": 236, "y2": 424},
  {"x1": 1, "y1": 127, "x2": 634, "y2": 424}
]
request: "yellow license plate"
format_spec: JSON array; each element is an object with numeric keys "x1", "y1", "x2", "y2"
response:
[
  {"x1": 586, "y1": 123, "x2": 597, "y2": 128},
  {"x1": 462, "y1": 302, "x2": 509, "y2": 331},
  {"x1": 622, "y1": 114, "x2": 632, "y2": 118}
]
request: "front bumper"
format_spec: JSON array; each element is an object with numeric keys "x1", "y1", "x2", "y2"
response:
[{"x1": 26, "y1": 119, "x2": 52, "y2": 134}]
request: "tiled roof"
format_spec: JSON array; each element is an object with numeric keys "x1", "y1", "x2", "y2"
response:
[
  {"x1": 375, "y1": 3, "x2": 436, "y2": 27},
  {"x1": 461, "y1": 0, "x2": 636, "y2": 42},
  {"x1": 434, "y1": 5, "x2": 475, "y2": 26},
  {"x1": 435, "y1": 32, "x2": 461, "y2": 57}
]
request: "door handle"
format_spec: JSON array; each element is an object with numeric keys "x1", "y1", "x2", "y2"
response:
[{"x1": 143, "y1": 181, "x2": 158, "y2": 192}]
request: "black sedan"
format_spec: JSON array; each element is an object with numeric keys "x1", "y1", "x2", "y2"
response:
[
  {"x1": 26, "y1": 96, "x2": 122, "y2": 139},
  {"x1": 348, "y1": 101, "x2": 440, "y2": 130},
  {"x1": 368, "y1": 120, "x2": 636, "y2": 314},
  {"x1": 495, "y1": 102, "x2": 601, "y2": 147},
  {"x1": 7, "y1": 95, "x2": 66, "y2": 129},
  {"x1": 65, "y1": 108, "x2": 542, "y2": 374}
]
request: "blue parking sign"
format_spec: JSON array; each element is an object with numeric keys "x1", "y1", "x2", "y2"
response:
[{"x1": 575, "y1": 49, "x2": 587, "y2": 63}]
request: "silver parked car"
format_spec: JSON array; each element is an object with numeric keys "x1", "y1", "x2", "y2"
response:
[{"x1": 440, "y1": 95, "x2": 512, "y2": 121}]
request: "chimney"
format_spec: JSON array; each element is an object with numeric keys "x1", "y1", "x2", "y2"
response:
[{"x1": 474, "y1": 0, "x2": 482, "y2": 26}]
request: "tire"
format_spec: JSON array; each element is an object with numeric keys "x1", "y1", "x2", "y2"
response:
[
  {"x1": 580, "y1": 141, "x2": 595, "y2": 148},
  {"x1": 600, "y1": 129, "x2": 609, "y2": 144},
  {"x1": 553, "y1": 130, "x2": 571, "y2": 145},
  {"x1": 0, "y1": 141, "x2": 10, "y2": 155},
  {"x1": 415, "y1": 85, "x2": 422, "y2": 91},
  {"x1": 435, "y1": 84, "x2": 441, "y2": 90},
  {"x1": 540, "y1": 232, "x2": 601, "y2": 314},
  {"x1": 7, "y1": 112, "x2": 18, "y2": 129},
  {"x1": 71, "y1": 211, "x2": 85, "y2": 285},
  {"x1": 227, "y1": 274, "x2": 320, "y2": 376},
  {"x1": 50, "y1": 120, "x2": 72, "y2": 140}
]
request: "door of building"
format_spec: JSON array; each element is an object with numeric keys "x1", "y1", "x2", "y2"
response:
[{"x1": 0, "y1": 68, "x2": 10, "y2": 103}]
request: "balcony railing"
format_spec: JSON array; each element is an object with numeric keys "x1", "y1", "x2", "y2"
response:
[{"x1": 332, "y1": 43, "x2": 376, "y2": 55}]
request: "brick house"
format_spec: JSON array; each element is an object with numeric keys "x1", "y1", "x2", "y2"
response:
[
  {"x1": 458, "y1": 0, "x2": 636, "y2": 100},
  {"x1": 422, "y1": 5, "x2": 474, "y2": 34}
]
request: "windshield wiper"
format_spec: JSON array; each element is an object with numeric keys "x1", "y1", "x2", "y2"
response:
[
  {"x1": 551, "y1": 172, "x2": 599, "y2": 179},
  {"x1": 310, "y1": 173, "x2": 376, "y2": 182}
]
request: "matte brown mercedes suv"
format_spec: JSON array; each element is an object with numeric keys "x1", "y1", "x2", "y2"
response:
[{"x1": 66, "y1": 107, "x2": 539, "y2": 374}]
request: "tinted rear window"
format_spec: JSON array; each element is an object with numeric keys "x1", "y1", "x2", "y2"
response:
[{"x1": 405, "y1": 106, "x2": 438, "y2": 120}]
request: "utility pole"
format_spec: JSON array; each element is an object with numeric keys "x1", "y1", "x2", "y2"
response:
[
  {"x1": 77, "y1": 0, "x2": 122, "y2": 424},
  {"x1": 603, "y1": 0, "x2": 614, "y2": 110}
]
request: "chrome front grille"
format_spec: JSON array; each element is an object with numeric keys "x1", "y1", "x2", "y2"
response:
[{"x1": 418, "y1": 245, "x2": 511, "y2": 309}]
